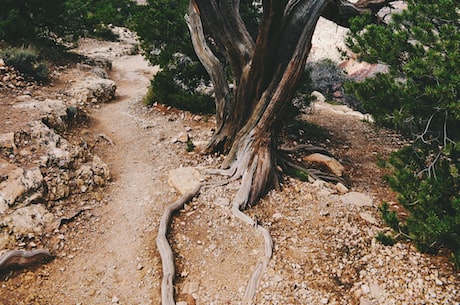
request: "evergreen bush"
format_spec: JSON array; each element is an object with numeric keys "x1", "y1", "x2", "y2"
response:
[{"x1": 346, "y1": 0, "x2": 460, "y2": 267}]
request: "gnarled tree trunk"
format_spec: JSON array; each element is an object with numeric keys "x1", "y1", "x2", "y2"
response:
[{"x1": 188, "y1": 0, "x2": 392, "y2": 207}]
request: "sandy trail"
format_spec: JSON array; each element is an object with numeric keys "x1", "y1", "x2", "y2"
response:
[{"x1": 42, "y1": 41, "x2": 182, "y2": 305}]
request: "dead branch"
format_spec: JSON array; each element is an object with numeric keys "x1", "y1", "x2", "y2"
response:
[
  {"x1": 322, "y1": 0, "x2": 394, "y2": 27},
  {"x1": 97, "y1": 133, "x2": 114, "y2": 145},
  {"x1": 281, "y1": 158, "x2": 346, "y2": 184},
  {"x1": 0, "y1": 249, "x2": 53, "y2": 271},
  {"x1": 156, "y1": 184, "x2": 201, "y2": 305},
  {"x1": 57, "y1": 206, "x2": 92, "y2": 229},
  {"x1": 279, "y1": 144, "x2": 331, "y2": 156}
]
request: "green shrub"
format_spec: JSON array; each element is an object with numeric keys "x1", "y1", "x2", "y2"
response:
[
  {"x1": 90, "y1": 24, "x2": 120, "y2": 41},
  {"x1": 145, "y1": 68, "x2": 214, "y2": 114},
  {"x1": 144, "y1": 56, "x2": 215, "y2": 114},
  {"x1": 382, "y1": 143, "x2": 460, "y2": 265},
  {"x1": 346, "y1": 0, "x2": 460, "y2": 267},
  {"x1": 1, "y1": 47, "x2": 49, "y2": 82}
]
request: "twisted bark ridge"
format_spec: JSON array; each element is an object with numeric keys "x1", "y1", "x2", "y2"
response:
[
  {"x1": 189, "y1": 0, "x2": 392, "y2": 206},
  {"x1": 157, "y1": 0, "x2": 394, "y2": 304}
]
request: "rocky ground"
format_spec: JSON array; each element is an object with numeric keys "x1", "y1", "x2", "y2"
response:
[{"x1": 0, "y1": 25, "x2": 459, "y2": 305}]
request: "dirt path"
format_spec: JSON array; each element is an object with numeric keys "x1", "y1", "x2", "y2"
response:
[
  {"x1": 1, "y1": 36, "x2": 195, "y2": 304},
  {"x1": 40, "y1": 42, "x2": 168, "y2": 304}
]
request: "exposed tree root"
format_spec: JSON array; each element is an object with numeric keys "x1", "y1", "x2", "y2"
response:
[
  {"x1": 0, "y1": 249, "x2": 53, "y2": 271},
  {"x1": 230, "y1": 161, "x2": 273, "y2": 304},
  {"x1": 157, "y1": 141, "x2": 343, "y2": 304},
  {"x1": 280, "y1": 157, "x2": 345, "y2": 184},
  {"x1": 279, "y1": 143, "x2": 331, "y2": 156},
  {"x1": 156, "y1": 184, "x2": 201, "y2": 305},
  {"x1": 157, "y1": 161, "x2": 273, "y2": 304}
]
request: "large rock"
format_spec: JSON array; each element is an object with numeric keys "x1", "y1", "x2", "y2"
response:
[
  {"x1": 71, "y1": 77, "x2": 116, "y2": 105},
  {"x1": 0, "y1": 132, "x2": 16, "y2": 153},
  {"x1": 0, "y1": 159, "x2": 44, "y2": 213},
  {"x1": 75, "y1": 156, "x2": 111, "y2": 193},
  {"x1": 13, "y1": 98, "x2": 70, "y2": 131},
  {"x1": 303, "y1": 153, "x2": 345, "y2": 177},
  {"x1": 340, "y1": 192, "x2": 374, "y2": 207},
  {"x1": 168, "y1": 167, "x2": 202, "y2": 195},
  {"x1": 0, "y1": 204, "x2": 53, "y2": 248}
]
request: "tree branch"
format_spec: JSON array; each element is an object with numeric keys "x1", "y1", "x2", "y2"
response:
[
  {"x1": 186, "y1": 1, "x2": 230, "y2": 132},
  {"x1": 322, "y1": 0, "x2": 394, "y2": 27}
]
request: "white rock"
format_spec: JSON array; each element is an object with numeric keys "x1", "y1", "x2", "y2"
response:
[
  {"x1": 336, "y1": 182, "x2": 348, "y2": 194},
  {"x1": 340, "y1": 192, "x2": 373, "y2": 207},
  {"x1": 0, "y1": 133, "x2": 16, "y2": 150},
  {"x1": 2, "y1": 204, "x2": 53, "y2": 236},
  {"x1": 168, "y1": 167, "x2": 201, "y2": 195},
  {"x1": 369, "y1": 283, "x2": 385, "y2": 300},
  {"x1": 311, "y1": 91, "x2": 326, "y2": 103},
  {"x1": 182, "y1": 281, "x2": 200, "y2": 294},
  {"x1": 361, "y1": 284, "x2": 370, "y2": 294},
  {"x1": 359, "y1": 212, "x2": 378, "y2": 224}
]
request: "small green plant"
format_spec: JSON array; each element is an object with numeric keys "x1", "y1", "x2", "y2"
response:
[
  {"x1": 1, "y1": 47, "x2": 49, "y2": 82},
  {"x1": 285, "y1": 167, "x2": 309, "y2": 182},
  {"x1": 186, "y1": 139, "x2": 195, "y2": 152},
  {"x1": 375, "y1": 231, "x2": 396, "y2": 246}
]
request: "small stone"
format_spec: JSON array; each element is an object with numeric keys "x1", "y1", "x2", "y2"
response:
[
  {"x1": 137, "y1": 263, "x2": 144, "y2": 270},
  {"x1": 182, "y1": 281, "x2": 200, "y2": 294},
  {"x1": 340, "y1": 192, "x2": 373, "y2": 207},
  {"x1": 336, "y1": 182, "x2": 348, "y2": 194},
  {"x1": 111, "y1": 295, "x2": 119, "y2": 303},
  {"x1": 361, "y1": 284, "x2": 370, "y2": 294},
  {"x1": 168, "y1": 167, "x2": 201, "y2": 195},
  {"x1": 273, "y1": 274, "x2": 283, "y2": 283},
  {"x1": 177, "y1": 132, "x2": 189, "y2": 143},
  {"x1": 359, "y1": 297, "x2": 373, "y2": 305},
  {"x1": 359, "y1": 212, "x2": 378, "y2": 224},
  {"x1": 369, "y1": 283, "x2": 385, "y2": 300},
  {"x1": 353, "y1": 288, "x2": 362, "y2": 299}
]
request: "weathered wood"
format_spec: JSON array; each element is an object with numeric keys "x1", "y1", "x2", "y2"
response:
[
  {"x1": 186, "y1": 2, "x2": 230, "y2": 133},
  {"x1": 231, "y1": 160, "x2": 273, "y2": 304},
  {"x1": 0, "y1": 249, "x2": 53, "y2": 271},
  {"x1": 179, "y1": 1, "x2": 394, "y2": 303},
  {"x1": 156, "y1": 184, "x2": 201, "y2": 305}
]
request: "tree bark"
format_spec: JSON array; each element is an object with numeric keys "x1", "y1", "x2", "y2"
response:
[{"x1": 188, "y1": 0, "x2": 394, "y2": 206}]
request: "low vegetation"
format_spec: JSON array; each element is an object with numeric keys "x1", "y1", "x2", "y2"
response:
[
  {"x1": 346, "y1": 0, "x2": 459, "y2": 267},
  {"x1": 1, "y1": 47, "x2": 49, "y2": 82}
]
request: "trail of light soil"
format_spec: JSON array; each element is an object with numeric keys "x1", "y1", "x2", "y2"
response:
[{"x1": 39, "y1": 48, "x2": 179, "y2": 305}]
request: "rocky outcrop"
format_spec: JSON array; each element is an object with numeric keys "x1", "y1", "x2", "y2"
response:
[
  {"x1": 0, "y1": 57, "x2": 115, "y2": 253},
  {"x1": 70, "y1": 77, "x2": 116, "y2": 105}
]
